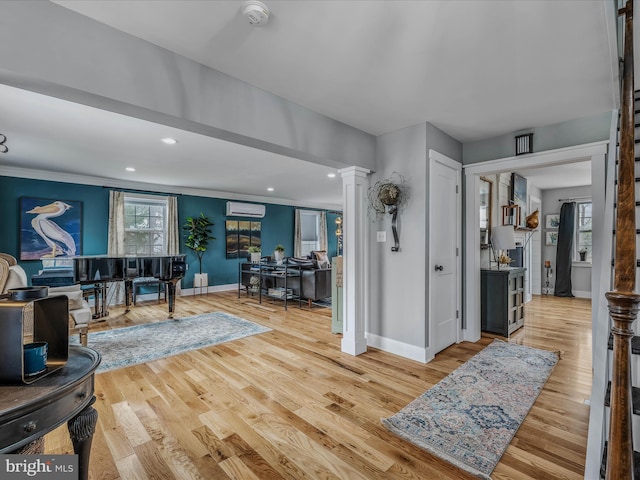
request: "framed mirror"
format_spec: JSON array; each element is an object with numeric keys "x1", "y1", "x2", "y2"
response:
[{"x1": 479, "y1": 177, "x2": 492, "y2": 248}]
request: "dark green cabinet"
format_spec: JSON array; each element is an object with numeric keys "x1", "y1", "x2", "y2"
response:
[{"x1": 481, "y1": 268, "x2": 525, "y2": 337}]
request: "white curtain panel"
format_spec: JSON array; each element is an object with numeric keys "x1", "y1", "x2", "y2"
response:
[
  {"x1": 294, "y1": 209, "x2": 303, "y2": 258},
  {"x1": 107, "y1": 190, "x2": 125, "y2": 255},
  {"x1": 107, "y1": 190, "x2": 125, "y2": 305},
  {"x1": 167, "y1": 196, "x2": 179, "y2": 255},
  {"x1": 319, "y1": 211, "x2": 328, "y2": 252}
]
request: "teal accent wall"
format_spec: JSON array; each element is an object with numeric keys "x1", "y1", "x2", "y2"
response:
[
  {"x1": 0, "y1": 177, "x2": 109, "y2": 281},
  {"x1": 0, "y1": 176, "x2": 339, "y2": 288}
]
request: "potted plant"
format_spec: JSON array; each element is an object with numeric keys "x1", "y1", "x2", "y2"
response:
[
  {"x1": 247, "y1": 246, "x2": 261, "y2": 263},
  {"x1": 183, "y1": 212, "x2": 215, "y2": 289},
  {"x1": 274, "y1": 244, "x2": 285, "y2": 264},
  {"x1": 579, "y1": 248, "x2": 588, "y2": 262}
]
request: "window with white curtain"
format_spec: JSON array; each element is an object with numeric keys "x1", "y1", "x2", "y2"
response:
[
  {"x1": 124, "y1": 194, "x2": 168, "y2": 255},
  {"x1": 300, "y1": 210, "x2": 320, "y2": 257},
  {"x1": 575, "y1": 201, "x2": 592, "y2": 262}
]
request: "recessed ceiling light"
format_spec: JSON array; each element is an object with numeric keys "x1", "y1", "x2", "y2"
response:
[
  {"x1": 161, "y1": 137, "x2": 178, "y2": 145},
  {"x1": 126, "y1": 167, "x2": 136, "y2": 172},
  {"x1": 327, "y1": 173, "x2": 336, "y2": 178},
  {"x1": 267, "y1": 187, "x2": 274, "y2": 192}
]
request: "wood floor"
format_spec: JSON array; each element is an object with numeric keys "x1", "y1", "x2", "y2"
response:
[{"x1": 46, "y1": 291, "x2": 593, "y2": 479}]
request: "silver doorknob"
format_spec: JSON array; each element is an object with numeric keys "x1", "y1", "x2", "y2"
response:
[{"x1": 435, "y1": 265, "x2": 444, "y2": 271}]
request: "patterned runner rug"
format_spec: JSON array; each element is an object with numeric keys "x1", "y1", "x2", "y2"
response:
[
  {"x1": 72, "y1": 312, "x2": 270, "y2": 373},
  {"x1": 381, "y1": 340, "x2": 558, "y2": 479}
]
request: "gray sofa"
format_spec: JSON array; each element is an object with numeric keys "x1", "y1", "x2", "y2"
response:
[
  {"x1": 286, "y1": 257, "x2": 331, "y2": 308},
  {"x1": 300, "y1": 268, "x2": 332, "y2": 308}
]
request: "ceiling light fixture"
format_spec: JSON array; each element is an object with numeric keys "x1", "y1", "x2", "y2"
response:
[
  {"x1": 241, "y1": 0, "x2": 270, "y2": 26},
  {"x1": 327, "y1": 173, "x2": 336, "y2": 178},
  {"x1": 126, "y1": 167, "x2": 136, "y2": 172},
  {"x1": 267, "y1": 187, "x2": 274, "y2": 192},
  {"x1": 161, "y1": 137, "x2": 178, "y2": 145}
]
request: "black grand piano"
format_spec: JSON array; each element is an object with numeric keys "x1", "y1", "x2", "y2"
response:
[{"x1": 33, "y1": 255, "x2": 187, "y2": 319}]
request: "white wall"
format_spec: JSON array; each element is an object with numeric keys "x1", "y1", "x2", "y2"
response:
[
  {"x1": 463, "y1": 113, "x2": 611, "y2": 165},
  {"x1": 368, "y1": 122, "x2": 461, "y2": 357},
  {"x1": 541, "y1": 185, "x2": 592, "y2": 297},
  {"x1": 370, "y1": 124, "x2": 427, "y2": 346},
  {"x1": 529, "y1": 185, "x2": 543, "y2": 295}
]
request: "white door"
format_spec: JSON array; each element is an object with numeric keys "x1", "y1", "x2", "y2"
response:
[{"x1": 428, "y1": 151, "x2": 461, "y2": 355}]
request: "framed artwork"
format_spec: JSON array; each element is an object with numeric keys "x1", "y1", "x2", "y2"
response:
[
  {"x1": 226, "y1": 220, "x2": 261, "y2": 259},
  {"x1": 545, "y1": 231, "x2": 559, "y2": 246},
  {"x1": 20, "y1": 197, "x2": 82, "y2": 260},
  {"x1": 545, "y1": 214, "x2": 560, "y2": 229},
  {"x1": 511, "y1": 173, "x2": 527, "y2": 227}
]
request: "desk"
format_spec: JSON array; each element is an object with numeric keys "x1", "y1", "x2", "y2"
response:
[
  {"x1": 238, "y1": 262, "x2": 302, "y2": 310},
  {"x1": 0, "y1": 346, "x2": 101, "y2": 480}
]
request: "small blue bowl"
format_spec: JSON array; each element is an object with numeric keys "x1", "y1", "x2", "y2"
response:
[{"x1": 23, "y1": 342, "x2": 48, "y2": 376}]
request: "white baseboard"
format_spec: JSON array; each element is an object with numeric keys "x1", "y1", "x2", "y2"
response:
[
  {"x1": 181, "y1": 283, "x2": 238, "y2": 296},
  {"x1": 366, "y1": 333, "x2": 432, "y2": 364},
  {"x1": 573, "y1": 290, "x2": 592, "y2": 299}
]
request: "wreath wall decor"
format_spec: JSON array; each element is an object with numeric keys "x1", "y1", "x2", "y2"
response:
[{"x1": 367, "y1": 172, "x2": 409, "y2": 252}]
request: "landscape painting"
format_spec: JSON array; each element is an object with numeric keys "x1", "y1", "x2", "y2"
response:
[
  {"x1": 226, "y1": 220, "x2": 261, "y2": 259},
  {"x1": 225, "y1": 220, "x2": 239, "y2": 258},
  {"x1": 20, "y1": 197, "x2": 82, "y2": 260}
]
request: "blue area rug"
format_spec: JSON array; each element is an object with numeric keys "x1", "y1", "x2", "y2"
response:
[
  {"x1": 72, "y1": 312, "x2": 271, "y2": 373},
  {"x1": 381, "y1": 340, "x2": 558, "y2": 479},
  {"x1": 312, "y1": 298, "x2": 332, "y2": 308}
]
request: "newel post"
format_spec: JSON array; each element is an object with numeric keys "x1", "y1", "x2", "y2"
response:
[{"x1": 606, "y1": 1, "x2": 639, "y2": 478}]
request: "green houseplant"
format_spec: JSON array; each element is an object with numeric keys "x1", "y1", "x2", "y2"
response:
[
  {"x1": 274, "y1": 244, "x2": 285, "y2": 264},
  {"x1": 247, "y1": 245, "x2": 261, "y2": 263},
  {"x1": 183, "y1": 213, "x2": 215, "y2": 275}
]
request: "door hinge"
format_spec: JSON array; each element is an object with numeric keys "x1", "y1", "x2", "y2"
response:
[
  {"x1": 456, "y1": 247, "x2": 459, "y2": 256},
  {"x1": 456, "y1": 185, "x2": 459, "y2": 194},
  {"x1": 456, "y1": 310, "x2": 459, "y2": 319}
]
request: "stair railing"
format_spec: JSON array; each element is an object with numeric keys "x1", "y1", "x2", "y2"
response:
[{"x1": 606, "y1": 1, "x2": 640, "y2": 478}]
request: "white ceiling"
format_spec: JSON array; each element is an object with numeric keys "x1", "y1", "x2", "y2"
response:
[
  {"x1": 516, "y1": 161, "x2": 592, "y2": 191},
  {"x1": 0, "y1": 84, "x2": 342, "y2": 207},
  {"x1": 1, "y1": 1, "x2": 616, "y2": 205}
]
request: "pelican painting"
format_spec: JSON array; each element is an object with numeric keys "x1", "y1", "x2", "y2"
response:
[{"x1": 21, "y1": 198, "x2": 81, "y2": 260}]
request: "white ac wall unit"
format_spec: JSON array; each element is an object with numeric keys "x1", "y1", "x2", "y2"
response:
[{"x1": 226, "y1": 201, "x2": 266, "y2": 218}]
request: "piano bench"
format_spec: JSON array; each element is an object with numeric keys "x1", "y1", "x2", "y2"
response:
[{"x1": 132, "y1": 278, "x2": 166, "y2": 305}]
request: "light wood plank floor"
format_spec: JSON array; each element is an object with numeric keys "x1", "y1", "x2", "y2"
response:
[{"x1": 46, "y1": 292, "x2": 593, "y2": 479}]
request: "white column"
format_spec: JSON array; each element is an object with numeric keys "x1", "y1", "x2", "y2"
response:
[{"x1": 339, "y1": 166, "x2": 370, "y2": 356}]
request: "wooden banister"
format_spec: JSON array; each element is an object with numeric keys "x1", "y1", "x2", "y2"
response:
[{"x1": 606, "y1": 1, "x2": 640, "y2": 478}]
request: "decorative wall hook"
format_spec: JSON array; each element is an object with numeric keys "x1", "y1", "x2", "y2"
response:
[{"x1": 0, "y1": 134, "x2": 8, "y2": 153}]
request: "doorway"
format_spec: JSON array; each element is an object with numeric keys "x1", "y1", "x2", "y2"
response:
[{"x1": 462, "y1": 141, "x2": 608, "y2": 342}]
